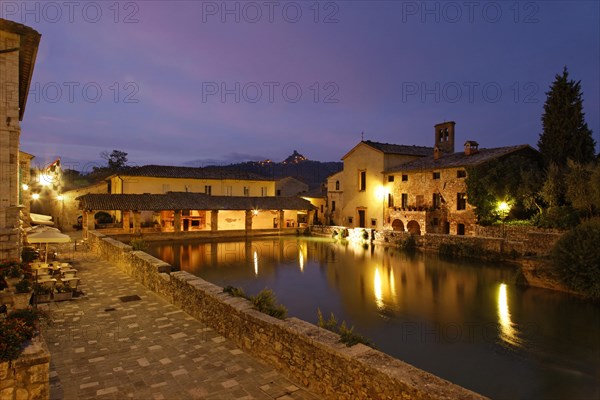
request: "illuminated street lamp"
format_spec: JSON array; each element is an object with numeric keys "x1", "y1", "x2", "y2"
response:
[{"x1": 497, "y1": 201, "x2": 510, "y2": 237}]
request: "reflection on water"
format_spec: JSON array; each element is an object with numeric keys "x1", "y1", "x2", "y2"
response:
[
  {"x1": 148, "y1": 236, "x2": 600, "y2": 400},
  {"x1": 498, "y1": 283, "x2": 521, "y2": 347}
]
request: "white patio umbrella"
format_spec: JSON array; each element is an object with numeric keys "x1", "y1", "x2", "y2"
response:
[{"x1": 27, "y1": 230, "x2": 71, "y2": 263}]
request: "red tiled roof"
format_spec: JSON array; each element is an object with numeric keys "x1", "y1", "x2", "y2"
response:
[{"x1": 384, "y1": 145, "x2": 537, "y2": 172}]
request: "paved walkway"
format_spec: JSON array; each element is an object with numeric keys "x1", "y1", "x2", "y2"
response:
[{"x1": 39, "y1": 245, "x2": 318, "y2": 400}]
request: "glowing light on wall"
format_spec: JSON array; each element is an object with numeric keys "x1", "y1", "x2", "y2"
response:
[
  {"x1": 498, "y1": 283, "x2": 520, "y2": 347},
  {"x1": 21, "y1": 184, "x2": 29, "y2": 191},
  {"x1": 375, "y1": 185, "x2": 389, "y2": 199},
  {"x1": 57, "y1": 195, "x2": 64, "y2": 201},
  {"x1": 31, "y1": 193, "x2": 40, "y2": 200},
  {"x1": 253, "y1": 251, "x2": 258, "y2": 276}
]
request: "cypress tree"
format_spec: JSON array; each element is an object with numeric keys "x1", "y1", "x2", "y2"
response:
[{"x1": 537, "y1": 67, "x2": 596, "y2": 167}]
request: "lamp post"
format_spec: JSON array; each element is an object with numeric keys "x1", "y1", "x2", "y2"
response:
[{"x1": 498, "y1": 201, "x2": 510, "y2": 238}]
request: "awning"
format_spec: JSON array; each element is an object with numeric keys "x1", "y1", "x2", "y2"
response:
[{"x1": 30, "y1": 213, "x2": 54, "y2": 226}]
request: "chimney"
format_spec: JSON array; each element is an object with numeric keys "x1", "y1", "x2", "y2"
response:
[
  {"x1": 434, "y1": 121, "x2": 456, "y2": 156},
  {"x1": 464, "y1": 141, "x2": 479, "y2": 155},
  {"x1": 434, "y1": 146, "x2": 441, "y2": 160}
]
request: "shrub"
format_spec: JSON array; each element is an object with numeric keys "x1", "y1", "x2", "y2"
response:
[
  {"x1": 250, "y1": 289, "x2": 287, "y2": 319},
  {"x1": 317, "y1": 309, "x2": 374, "y2": 348},
  {"x1": 15, "y1": 279, "x2": 31, "y2": 293},
  {"x1": 223, "y1": 285, "x2": 246, "y2": 298},
  {"x1": 0, "y1": 308, "x2": 49, "y2": 362},
  {"x1": 551, "y1": 218, "x2": 600, "y2": 299},
  {"x1": 538, "y1": 206, "x2": 580, "y2": 229},
  {"x1": 397, "y1": 235, "x2": 416, "y2": 251},
  {"x1": 130, "y1": 238, "x2": 148, "y2": 251},
  {"x1": 33, "y1": 283, "x2": 52, "y2": 295}
]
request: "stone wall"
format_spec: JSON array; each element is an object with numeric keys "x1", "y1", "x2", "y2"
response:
[
  {"x1": 473, "y1": 225, "x2": 563, "y2": 256},
  {"x1": 86, "y1": 230, "x2": 485, "y2": 400},
  {"x1": 0, "y1": 336, "x2": 50, "y2": 400},
  {"x1": 0, "y1": 28, "x2": 22, "y2": 261}
]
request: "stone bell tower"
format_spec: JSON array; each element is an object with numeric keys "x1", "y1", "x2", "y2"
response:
[{"x1": 433, "y1": 121, "x2": 456, "y2": 159}]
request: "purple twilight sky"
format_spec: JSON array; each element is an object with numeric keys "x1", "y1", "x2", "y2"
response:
[{"x1": 5, "y1": 1, "x2": 599, "y2": 171}]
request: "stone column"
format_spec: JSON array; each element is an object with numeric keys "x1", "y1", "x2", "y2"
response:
[
  {"x1": 122, "y1": 211, "x2": 130, "y2": 233},
  {"x1": 211, "y1": 210, "x2": 218, "y2": 232},
  {"x1": 278, "y1": 210, "x2": 284, "y2": 231},
  {"x1": 82, "y1": 211, "x2": 95, "y2": 238},
  {"x1": 308, "y1": 210, "x2": 315, "y2": 226},
  {"x1": 132, "y1": 211, "x2": 142, "y2": 234},
  {"x1": 245, "y1": 210, "x2": 253, "y2": 234},
  {"x1": 174, "y1": 210, "x2": 182, "y2": 232}
]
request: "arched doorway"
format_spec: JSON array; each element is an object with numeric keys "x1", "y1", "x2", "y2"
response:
[
  {"x1": 392, "y1": 219, "x2": 405, "y2": 232},
  {"x1": 407, "y1": 220, "x2": 421, "y2": 235}
]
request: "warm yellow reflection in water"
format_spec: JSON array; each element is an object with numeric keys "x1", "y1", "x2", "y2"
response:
[
  {"x1": 298, "y1": 244, "x2": 305, "y2": 272},
  {"x1": 374, "y1": 267, "x2": 384, "y2": 309},
  {"x1": 253, "y1": 251, "x2": 258, "y2": 276},
  {"x1": 498, "y1": 283, "x2": 520, "y2": 347}
]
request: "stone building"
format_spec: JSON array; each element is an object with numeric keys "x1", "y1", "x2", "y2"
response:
[
  {"x1": 384, "y1": 122, "x2": 539, "y2": 235},
  {"x1": 275, "y1": 176, "x2": 308, "y2": 197},
  {"x1": 0, "y1": 19, "x2": 40, "y2": 260},
  {"x1": 327, "y1": 139, "x2": 432, "y2": 229},
  {"x1": 76, "y1": 192, "x2": 315, "y2": 237},
  {"x1": 53, "y1": 165, "x2": 278, "y2": 231}
]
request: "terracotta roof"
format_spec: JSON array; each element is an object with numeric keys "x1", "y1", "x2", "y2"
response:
[
  {"x1": 384, "y1": 145, "x2": 537, "y2": 173},
  {"x1": 0, "y1": 19, "x2": 41, "y2": 120},
  {"x1": 362, "y1": 141, "x2": 433, "y2": 156},
  {"x1": 77, "y1": 192, "x2": 315, "y2": 211},
  {"x1": 111, "y1": 165, "x2": 272, "y2": 181}
]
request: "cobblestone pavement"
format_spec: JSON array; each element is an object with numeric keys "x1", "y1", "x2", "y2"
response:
[{"x1": 40, "y1": 247, "x2": 319, "y2": 400}]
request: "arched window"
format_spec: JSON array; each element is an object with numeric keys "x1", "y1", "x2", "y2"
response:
[{"x1": 335, "y1": 180, "x2": 340, "y2": 190}]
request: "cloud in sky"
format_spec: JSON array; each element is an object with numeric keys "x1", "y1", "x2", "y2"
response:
[{"x1": 11, "y1": 1, "x2": 599, "y2": 166}]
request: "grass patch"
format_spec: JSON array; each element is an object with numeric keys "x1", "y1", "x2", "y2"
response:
[
  {"x1": 317, "y1": 309, "x2": 374, "y2": 348},
  {"x1": 222, "y1": 286, "x2": 287, "y2": 319}
]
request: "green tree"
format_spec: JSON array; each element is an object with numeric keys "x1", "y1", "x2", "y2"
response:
[
  {"x1": 466, "y1": 154, "x2": 544, "y2": 225},
  {"x1": 537, "y1": 67, "x2": 596, "y2": 167},
  {"x1": 539, "y1": 163, "x2": 566, "y2": 207},
  {"x1": 564, "y1": 160, "x2": 595, "y2": 217},
  {"x1": 100, "y1": 150, "x2": 128, "y2": 170},
  {"x1": 552, "y1": 218, "x2": 600, "y2": 299}
]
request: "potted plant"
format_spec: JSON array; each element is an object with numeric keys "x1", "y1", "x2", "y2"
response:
[
  {"x1": 2, "y1": 262, "x2": 24, "y2": 287},
  {"x1": 0, "y1": 308, "x2": 47, "y2": 362},
  {"x1": 53, "y1": 284, "x2": 73, "y2": 301},
  {"x1": 33, "y1": 284, "x2": 53, "y2": 303},
  {"x1": 12, "y1": 279, "x2": 32, "y2": 309}
]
